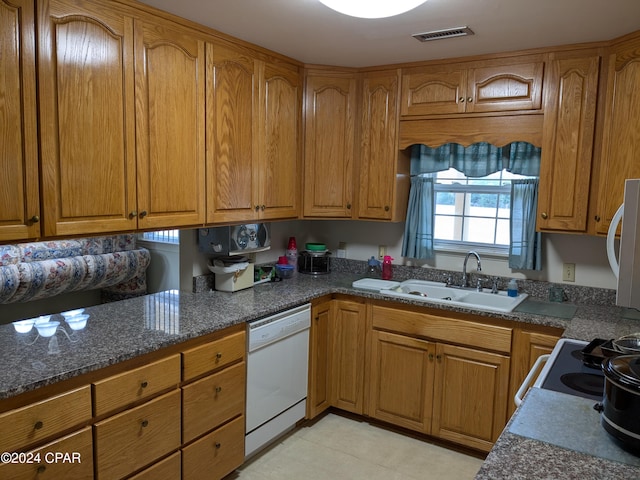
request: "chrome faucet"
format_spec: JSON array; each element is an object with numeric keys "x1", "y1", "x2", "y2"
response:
[{"x1": 461, "y1": 251, "x2": 482, "y2": 288}]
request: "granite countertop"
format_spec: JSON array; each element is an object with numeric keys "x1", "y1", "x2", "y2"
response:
[
  {"x1": 2, "y1": 270, "x2": 638, "y2": 400},
  {"x1": 3, "y1": 269, "x2": 640, "y2": 477}
]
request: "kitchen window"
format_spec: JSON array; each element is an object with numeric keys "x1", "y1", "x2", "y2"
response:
[
  {"x1": 432, "y1": 168, "x2": 530, "y2": 254},
  {"x1": 141, "y1": 230, "x2": 180, "y2": 244}
]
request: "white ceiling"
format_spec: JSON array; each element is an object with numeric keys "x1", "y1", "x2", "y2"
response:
[{"x1": 137, "y1": 0, "x2": 640, "y2": 68}]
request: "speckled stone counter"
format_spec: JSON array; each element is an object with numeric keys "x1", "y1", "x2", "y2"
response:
[
  {"x1": 3, "y1": 267, "x2": 640, "y2": 478},
  {"x1": 2, "y1": 269, "x2": 639, "y2": 400}
]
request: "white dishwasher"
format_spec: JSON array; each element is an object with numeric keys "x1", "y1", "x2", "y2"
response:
[{"x1": 245, "y1": 303, "x2": 310, "y2": 458}]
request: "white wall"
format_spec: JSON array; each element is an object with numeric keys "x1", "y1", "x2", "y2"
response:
[
  {"x1": 298, "y1": 220, "x2": 618, "y2": 289},
  {"x1": 180, "y1": 219, "x2": 618, "y2": 291},
  {"x1": 138, "y1": 240, "x2": 180, "y2": 293}
]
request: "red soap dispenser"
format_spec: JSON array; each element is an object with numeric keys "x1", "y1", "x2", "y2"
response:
[{"x1": 381, "y1": 255, "x2": 394, "y2": 280}]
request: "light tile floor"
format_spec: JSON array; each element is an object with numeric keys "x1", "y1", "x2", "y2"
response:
[{"x1": 227, "y1": 413, "x2": 485, "y2": 480}]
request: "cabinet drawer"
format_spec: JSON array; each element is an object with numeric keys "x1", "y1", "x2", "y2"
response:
[
  {"x1": 372, "y1": 305, "x2": 512, "y2": 353},
  {"x1": 182, "y1": 330, "x2": 245, "y2": 381},
  {"x1": 182, "y1": 362, "x2": 245, "y2": 443},
  {"x1": 0, "y1": 386, "x2": 91, "y2": 452},
  {"x1": 128, "y1": 451, "x2": 181, "y2": 480},
  {"x1": 93, "y1": 354, "x2": 180, "y2": 416},
  {"x1": 94, "y1": 389, "x2": 181, "y2": 479},
  {"x1": 182, "y1": 415, "x2": 244, "y2": 480},
  {"x1": 0, "y1": 426, "x2": 93, "y2": 480}
]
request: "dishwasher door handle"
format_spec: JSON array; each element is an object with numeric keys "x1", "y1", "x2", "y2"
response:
[{"x1": 514, "y1": 354, "x2": 550, "y2": 407}]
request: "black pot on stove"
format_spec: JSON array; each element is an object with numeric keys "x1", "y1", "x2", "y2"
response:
[{"x1": 599, "y1": 354, "x2": 640, "y2": 454}]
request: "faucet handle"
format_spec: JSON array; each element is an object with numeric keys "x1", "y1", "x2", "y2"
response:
[
  {"x1": 490, "y1": 277, "x2": 500, "y2": 294},
  {"x1": 444, "y1": 274, "x2": 454, "y2": 286},
  {"x1": 476, "y1": 278, "x2": 486, "y2": 292}
]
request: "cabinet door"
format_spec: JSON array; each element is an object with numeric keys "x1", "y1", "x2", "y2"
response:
[
  {"x1": 0, "y1": 0, "x2": 40, "y2": 241},
  {"x1": 466, "y1": 58, "x2": 544, "y2": 113},
  {"x1": 303, "y1": 72, "x2": 356, "y2": 218},
  {"x1": 594, "y1": 34, "x2": 640, "y2": 234},
  {"x1": 331, "y1": 299, "x2": 366, "y2": 414},
  {"x1": 359, "y1": 70, "x2": 409, "y2": 221},
  {"x1": 39, "y1": 0, "x2": 137, "y2": 237},
  {"x1": 259, "y1": 62, "x2": 300, "y2": 220},
  {"x1": 307, "y1": 299, "x2": 332, "y2": 419},
  {"x1": 508, "y1": 328, "x2": 561, "y2": 417},
  {"x1": 538, "y1": 53, "x2": 600, "y2": 232},
  {"x1": 400, "y1": 67, "x2": 466, "y2": 116},
  {"x1": 134, "y1": 19, "x2": 205, "y2": 229},
  {"x1": 206, "y1": 42, "x2": 258, "y2": 223},
  {"x1": 431, "y1": 343, "x2": 510, "y2": 452},
  {"x1": 369, "y1": 330, "x2": 434, "y2": 433}
]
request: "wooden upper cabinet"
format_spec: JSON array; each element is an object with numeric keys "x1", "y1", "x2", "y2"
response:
[
  {"x1": 0, "y1": 0, "x2": 40, "y2": 241},
  {"x1": 303, "y1": 71, "x2": 357, "y2": 218},
  {"x1": 593, "y1": 32, "x2": 640, "y2": 234},
  {"x1": 39, "y1": 0, "x2": 137, "y2": 237},
  {"x1": 401, "y1": 67, "x2": 466, "y2": 116},
  {"x1": 358, "y1": 70, "x2": 409, "y2": 222},
  {"x1": 206, "y1": 42, "x2": 258, "y2": 224},
  {"x1": 538, "y1": 51, "x2": 600, "y2": 232},
  {"x1": 259, "y1": 62, "x2": 301, "y2": 220},
  {"x1": 401, "y1": 55, "x2": 544, "y2": 117},
  {"x1": 133, "y1": 18, "x2": 206, "y2": 230}
]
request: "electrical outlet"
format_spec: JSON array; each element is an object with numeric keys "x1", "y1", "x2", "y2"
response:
[
  {"x1": 378, "y1": 245, "x2": 387, "y2": 260},
  {"x1": 562, "y1": 263, "x2": 575, "y2": 282}
]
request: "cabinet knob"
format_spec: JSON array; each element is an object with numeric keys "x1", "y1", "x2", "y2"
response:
[
  {"x1": 34, "y1": 420, "x2": 44, "y2": 430},
  {"x1": 384, "y1": 205, "x2": 390, "y2": 212},
  {"x1": 346, "y1": 203, "x2": 351, "y2": 209},
  {"x1": 215, "y1": 442, "x2": 221, "y2": 449},
  {"x1": 141, "y1": 420, "x2": 149, "y2": 428},
  {"x1": 428, "y1": 353, "x2": 434, "y2": 361},
  {"x1": 36, "y1": 465, "x2": 46, "y2": 474},
  {"x1": 261, "y1": 205, "x2": 266, "y2": 211},
  {"x1": 140, "y1": 381, "x2": 148, "y2": 389},
  {"x1": 216, "y1": 352, "x2": 222, "y2": 360},
  {"x1": 215, "y1": 386, "x2": 222, "y2": 394},
  {"x1": 541, "y1": 212, "x2": 548, "y2": 219},
  {"x1": 255, "y1": 205, "x2": 260, "y2": 212},
  {"x1": 139, "y1": 210, "x2": 148, "y2": 218},
  {"x1": 467, "y1": 97, "x2": 473, "y2": 103},
  {"x1": 595, "y1": 215, "x2": 601, "y2": 222},
  {"x1": 459, "y1": 97, "x2": 465, "y2": 103},
  {"x1": 30, "y1": 215, "x2": 40, "y2": 224},
  {"x1": 130, "y1": 210, "x2": 138, "y2": 218},
  {"x1": 436, "y1": 354, "x2": 442, "y2": 362}
]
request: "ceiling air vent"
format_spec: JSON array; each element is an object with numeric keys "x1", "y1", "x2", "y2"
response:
[{"x1": 412, "y1": 26, "x2": 474, "y2": 42}]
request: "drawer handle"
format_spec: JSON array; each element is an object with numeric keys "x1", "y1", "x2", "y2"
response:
[
  {"x1": 215, "y1": 386, "x2": 222, "y2": 394},
  {"x1": 36, "y1": 465, "x2": 46, "y2": 474},
  {"x1": 141, "y1": 420, "x2": 149, "y2": 428},
  {"x1": 215, "y1": 442, "x2": 221, "y2": 449},
  {"x1": 34, "y1": 420, "x2": 44, "y2": 430},
  {"x1": 216, "y1": 352, "x2": 222, "y2": 360},
  {"x1": 140, "y1": 381, "x2": 148, "y2": 389}
]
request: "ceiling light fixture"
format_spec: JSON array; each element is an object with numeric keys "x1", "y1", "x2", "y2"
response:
[{"x1": 318, "y1": 0, "x2": 428, "y2": 19}]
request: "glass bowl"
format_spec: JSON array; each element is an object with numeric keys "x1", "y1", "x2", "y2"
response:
[
  {"x1": 35, "y1": 321, "x2": 60, "y2": 337},
  {"x1": 275, "y1": 264, "x2": 295, "y2": 279},
  {"x1": 62, "y1": 308, "x2": 85, "y2": 319},
  {"x1": 613, "y1": 334, "x2": 640, "y2": 354},
  {"x1": 34, "y1": 315, "x2": 52, "y2": 325},
  {"x1": 12, "y1": 319, "x2": 35, "y2": 333},
  {"x1": 65, "y1": 314, "x2": 89, "y2": 331}
]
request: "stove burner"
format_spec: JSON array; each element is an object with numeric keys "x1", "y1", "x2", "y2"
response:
[
  {"x1": 560, "y1": 373, "x2": 604, "y2": 397},
  {"x1": 570, "y1": 348, "x2": 583, "y2": 361}
]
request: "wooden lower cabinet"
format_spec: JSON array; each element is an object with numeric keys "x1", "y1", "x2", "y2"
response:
[
  {"x1": 128, "y1": 452, "x2": 181, "y2": 480},
  {"x1": 182, "y1": 362, "x2": 246, "y2": 443},
  {"x1": 307, "y1": 298, "x2": 332, "y2": 419},
  {"x1": 182, "y1": 415, "x2": 245, "y2": 480},
  {"x1": 0, "y1": 426, "x2": 93, "y2": 480},
  {"x1": 94, "y1": 389, "x2": 181, "y2": 479},
  {"x1": 508, "y1": 326, "x2": 563, "y2": 417},
  {"x1": 431, "y1": 343, "x2": 510, "y2": 451},
  {"x1": 368, "y1": 330, "x2": 434, "y2": 433},
  {"x1": 331, "y1": 299, "x2": 366, "y2": 414}
]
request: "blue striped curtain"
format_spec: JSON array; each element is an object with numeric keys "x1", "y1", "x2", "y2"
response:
[{"x1": 403, "y1": 142, "x2": 542, "y2": 267}]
